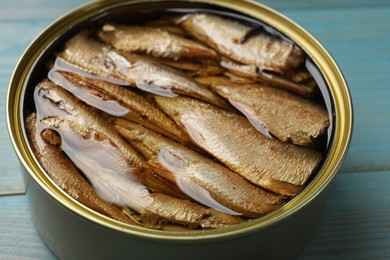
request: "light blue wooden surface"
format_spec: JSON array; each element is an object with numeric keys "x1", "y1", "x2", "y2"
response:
[{"x1": 1, "y1": 0, "x2": 390, "y2": 259}]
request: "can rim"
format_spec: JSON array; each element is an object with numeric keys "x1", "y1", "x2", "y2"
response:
[{"x1": 6, "y1": 0, "x2": 353, "y2": 242}]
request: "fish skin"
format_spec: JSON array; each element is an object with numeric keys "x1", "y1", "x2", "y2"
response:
[
  {"x1": 149, "y1": 193, "x2": 243, "y2": 228},
  {"x1": 195, "y1": 76, "x2": 251, "y2": 88},
  {"x1": 25, "y1": 113, "x2": 139, "y2": 226},
  {"x1": 59, "y1": 71, "x2": 189, "y2": 143},
  {"x1": 223, "y1": 72, "x2": 256, "y2": 84},
  {"x1": 58, "y1": 31, "x2": 123, "y2": 83},
  {"x1": 37, "y1": 79, "x2": 145, "y2": 169},
  {"x1": 40, "y1": 115, "x2": 241, "y2": 229},
  {"x1": 219, "y1": 58, "x2": 317, "y2": 98},
  {"x1": 48, "y1": 69, "x2": 130, "y2": 117},
  {"x1": 177, "y1": 13, "x2": 305, "y2": 74},
  {"x1": 196, "y1": 75, "x2": 255, "y2": 86},
  {"x1": 36, "y1": 79, "x2": 184, "y2": 198},
  {"x1": 144, "y1": 18, "x2": 189, "y2": 36},
  {"x1": 98, "y1": 23, "x2": 217, "y2": 60},
  {"x1": 151, "y1": 25, "x2": 188, "y2": 36},
  {"x1": 154, "y1": 57, "x2": 224, "y2": 77},
  {"x1": 208, "y1": 79, "x2": 330, "y2": 146},
  {"x1": 118, "y1": 52, "x2": 231, "y2": 109},
  {"x1": 115, "y1": 119, "x2": 283, "y2": 218},
  {"x1": 154, "y1": 96, "x2": 323, "y2": 196},
  {"x1": 35, "y1": 80, "x2": 241, "y2": 228},
  {"x1": 58, "y1": 31, "x2": 229, "y2": 109}
]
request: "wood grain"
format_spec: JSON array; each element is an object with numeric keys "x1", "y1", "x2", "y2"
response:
[
  {"x1": 0, "y1": 20, "x2": 58, "y2": 194},
  {"x1": 261, "y1": 0, "x2": 390, "y2": 10},
  {"x1": 301, "y1": 170, "x2": 390, "y2": 258},
  {"x1": 1, "y1": 0, "x2": 389, "y2": 21},
  {"x1": 0, "y1": 0, "x2": 86, "y2": 21},
  {"x1": 0, "y1": 195, "x2": 55, "y2": 259}
]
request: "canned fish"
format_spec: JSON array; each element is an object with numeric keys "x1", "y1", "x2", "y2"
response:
[{"x1": 7, "y1": 0, "x2": 352, "y2": 259}]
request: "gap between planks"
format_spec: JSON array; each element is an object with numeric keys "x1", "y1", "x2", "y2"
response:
[
  {"x1": 262, "y1": 1, "x2": 390, "y2": 12},
  {"x1": 339, "y1": 165, "x2": 390, "y2": 174},
  {"x1": 0, "y1": 189, "x2": 26, "y2": 196}
]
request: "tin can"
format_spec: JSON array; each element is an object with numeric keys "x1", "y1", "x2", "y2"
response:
[{"x1": 7, "y1": 0, "x2": 353, "y2": 259}]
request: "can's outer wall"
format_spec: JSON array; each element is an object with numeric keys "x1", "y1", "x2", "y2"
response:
[{"x1": 26, "y1": 167, "x2": 328, "y2": 260}]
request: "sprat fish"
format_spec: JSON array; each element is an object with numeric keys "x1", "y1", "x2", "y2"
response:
[
  {"x1": 177, "y1": 13, "x2": 305, "y2": 74},
  {"x1": 115, "y1": 119, "x2": 283, "y2": 218},
  {"x1": 51, "y1": 70, "x2": 188, "y2": 143},
  {"x1": 33, "y1": 80, "x2": 241, "y2": 228},
  {"x1": 219, "y1": 58, "x2": 317, "y2": 98},
  {"x1": 209, "y1": 78, "x2": 329, "y2": 146},
  {"x1": 58, "y1": 31, "x2": 229, "y2": 109},
  {"x1": 39, "y1": 116, "x2": 241, "y2": 229},
  {"x1": 25, "y1": 113, "x2": 138, "y2": 226},
  {"x1": 35, "y1": 79, "x2": 182, "y2": 197},
  {"x1": 155, "y1": 96, "x2": 323, "y2": 196},
  {"x1": 98, "y1": 23, "x2": 217, "y2": 60}
]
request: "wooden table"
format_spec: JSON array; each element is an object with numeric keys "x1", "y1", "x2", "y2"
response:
[{"x1": 1, "y1": 0, "x2": 389, "y2": 258}]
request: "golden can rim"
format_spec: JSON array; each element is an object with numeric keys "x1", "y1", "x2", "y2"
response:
[{"x1": 6, "y1": 0, "x2": 353, "y2": 242}]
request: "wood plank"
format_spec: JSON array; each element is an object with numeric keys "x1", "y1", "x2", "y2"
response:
[
  {"x1": 0, "y1": 0, "x2": 86, "y2": 21},
  {"x1": 1, "y1": 170, "x2": 389, "y2": 259},
  {"x1": 0, "y1": 194, "x2": 55, "y2": 259},
  {"x1": 1, "y1": 0, "x2": 390, "y2": 22},
  {"x1": 300, "y1": 170, "x2": 390, "y2": 258},
  {"x1": 260, "y1": 0, "x2": 390, "y2": 10},
  {"x1": 0, "y1": 20, "x2": 57, "y2": 194}
]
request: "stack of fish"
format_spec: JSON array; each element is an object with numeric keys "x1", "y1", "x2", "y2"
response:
[{"x1": 26, "y1": 13, "x2": 329, "y2": 230}]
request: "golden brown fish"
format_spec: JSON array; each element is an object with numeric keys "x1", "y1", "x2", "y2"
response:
[
  {"x1": 115, "y1": 119, "x2": 283, "y2": 218},
  {"x1": 220, "y1": 58, "x2": 317, "y2": 98},
  {"x1": 154, "y1": 96, "x2": 323, "y2": 196},
  {"x1": 57, "y1": 31, "x2": 126, "y2": 85},
  {"x1": 39, "y1": 115, "x2": 241, "y2": 229},
  {"x1": 222, "y1": 72, "x2": 257, "y2": 84},
  {"x1": 52, "y1": 70, "x2": 189, "y2": 143},
  {"x1": 58, "y1": 31, "x2": 229, "y2": 109},
  {"x1": 146, "y1": 193, "x2": 243, "y2": 228},
  {"x1": 98, "y1": 23, "x2": 217, "y2": 60},
  {"x1": 195, "y1": 76, "x2": 253, "y2": 88},
  {"x1": 116, "y1": 52, "x2": 231, "y2": 109},
  {"x1": 49, "y1": 69, "x2": 130, "y2": 117},
  {"x1": 207, "y1": 79, "x2": 330, "y2": 146},
  {"x1": 34, "y1": 81, "x2": 241, "y2": 228},
  {"x1": 35, "y1": 79, "x2": 183, "y2": 197},
  {"x1": 144, "y1": 18, "x2": 189, "y2": 36},
  {"x1": 155, "y1": 57, "x2": 224, "y2": 77},
  {"x1": 25, "y1": 113, "x2": 139, "y2": 226},
  {"x1": 177, "y1": 13, "x2": 305, "y2": 74}
]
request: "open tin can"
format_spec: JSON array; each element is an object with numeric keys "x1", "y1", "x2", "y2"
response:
[{"x1": 7, "y1": 0, "x2": 353, "y2": 259}]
